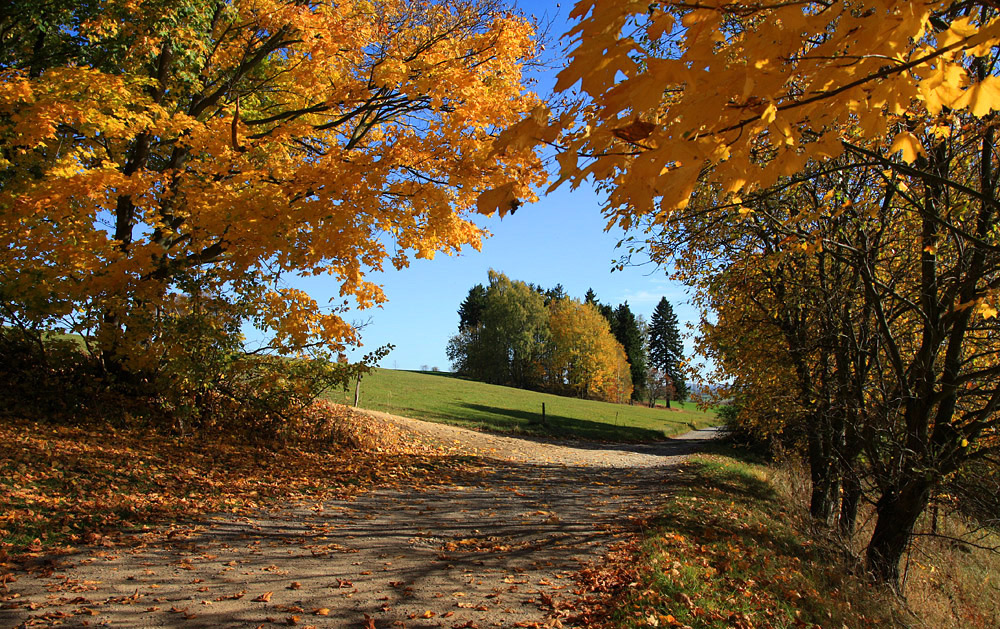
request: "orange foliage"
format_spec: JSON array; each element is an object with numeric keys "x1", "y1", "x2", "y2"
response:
[
  {"x1": 546, "y1": 298, "x2": 632, "y2": 403},
  {"x1": 0, "y1": 0, "x2": 545, "y2": 366}
]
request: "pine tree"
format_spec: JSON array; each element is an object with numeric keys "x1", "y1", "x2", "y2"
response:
[
  {"x1": 648, "y1": 297, "x2": 687, "y2": 405},
  {"x1": 457, "y1": 284, "x2": 488, "y2": 331},
  {"x1": 610, "y1": 302, "x2": 647, "y2": 402}
]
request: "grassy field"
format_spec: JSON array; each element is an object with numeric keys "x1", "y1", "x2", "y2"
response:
[{"x1": 325, "y1": 369, "x2": 716, "y2": 441}]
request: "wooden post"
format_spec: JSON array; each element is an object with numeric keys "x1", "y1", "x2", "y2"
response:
[{"x1": 354, "y1": 374, "x2": 362, "y2": 406}]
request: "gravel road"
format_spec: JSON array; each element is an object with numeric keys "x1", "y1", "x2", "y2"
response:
[{"x1": 1, "y1": 413, "x2": 719, "y2": 629}]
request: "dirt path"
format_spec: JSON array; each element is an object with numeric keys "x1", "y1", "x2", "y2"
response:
[{"x1": 1, "y1": 415, "x2": 719, "y2": 629}]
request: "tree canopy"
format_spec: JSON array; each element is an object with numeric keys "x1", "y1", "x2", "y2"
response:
[
  {"x1": 447, "y1": 273, "x2": 632, "y2": 402},
  {"x1": 0, "y1": 0, "x2": 545, "y2": 377},
  {"x1": 486, "y1": 0, "x2": 1000, "y2": 589}
]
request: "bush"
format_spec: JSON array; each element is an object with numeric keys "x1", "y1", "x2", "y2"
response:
[
  {"x1": 717, "y1": 401, "x2": 778, "y2": 459},
  {"x1": 0, "y1": 323, "x2": 391, "y2": 447}
]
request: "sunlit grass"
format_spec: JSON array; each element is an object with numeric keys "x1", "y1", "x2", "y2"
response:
[
  {"x1": 607, "y1": 452, "x2": 902, "y2": 629},
  {"x1": 325, "y1": 368, "x2": 716, "y2": 441}
]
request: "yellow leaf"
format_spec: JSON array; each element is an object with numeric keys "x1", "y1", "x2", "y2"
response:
[
  {"x1": 476, "y1": 182, "x2": 520, "y2": 217},
  {"x1": 889, "y1": 131, "x2": 925, "y2": 164},
  {"x1": 760, "y1": 103, "x2": 777, "y2": 124},
  {"x1": 952, "y1": 75, "x2": 1000, "y2": 117}
]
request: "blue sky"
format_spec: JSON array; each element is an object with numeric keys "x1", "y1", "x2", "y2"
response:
[{"x1": 303, "y1": 0, "x2": 700, "y2": 371}]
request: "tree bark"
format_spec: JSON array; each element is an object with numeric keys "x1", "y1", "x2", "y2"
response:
[
  {"x1": 839, "y1": 471, "x2": 862, "y2": 537},
  {"x1": 866, "y1": 479, "x2": 932, "y2": 588}
]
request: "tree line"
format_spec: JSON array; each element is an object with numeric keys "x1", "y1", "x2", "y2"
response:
[{"x1": 446, "y1": 271, "x2": 686, "y2": 405}]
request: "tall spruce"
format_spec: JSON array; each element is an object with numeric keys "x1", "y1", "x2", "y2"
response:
[
  {"x1": 457, "y1": 284, "x2": 488, "y2": 331},
  {"x1": 648, "y1": 297, "x2": 687, "y2": 405},
  {"x1": 586, "y1": 289, "x2": 615, "y2": 325},
  {"x1": 610, "y1": 302, "x2": 647, "y2": 401}
]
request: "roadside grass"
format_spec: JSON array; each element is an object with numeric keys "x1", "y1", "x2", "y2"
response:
[
  {"x1": 578, "y1": 445, "x2": 1000, "y2": 629},
  {"x1": 767, "y1": 460, "x2": 1000, "y2": 628},
  {"x1": 583, "y1": 448, "x2": 902, "y2": 629},
  {"x1": 325, "y1": 368, "x2": 715, "y2": 442},
  {"x1": 891, "y1": 514, "x2": 1000, "y2": 628}
]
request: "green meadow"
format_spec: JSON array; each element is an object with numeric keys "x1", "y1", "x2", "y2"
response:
[{"x1": 326, "y1": 368, "x2": 716, "y2": 442}]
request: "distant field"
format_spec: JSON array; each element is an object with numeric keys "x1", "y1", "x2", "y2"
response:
[{"x1": 326, "y1": 369, "x2": 716, "y2": 442}]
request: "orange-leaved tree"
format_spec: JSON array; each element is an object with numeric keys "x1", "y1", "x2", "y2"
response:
[
  {"x1": 484, "y1": 0, "x2": 1000, "y2": 587},
  {"x1": 545, "y1": 297, "x2": 632, "y2": 402},
  {"x1": 0, "y1": 0, "x2": 544, "y2": 393}
]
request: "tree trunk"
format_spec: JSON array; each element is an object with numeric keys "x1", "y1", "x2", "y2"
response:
[
  {"x1": 839, "y1": 471, "x2": 862, "y2": 537},
  {"x1": 807, "y1": 416, "x2": 839, "y2": 525},
  {"x1": 866, "y1": 479, "x2": 932, "y2": 588},
  {"x1": 809, "y1": 470, "x2": 838, "y2": 524}
]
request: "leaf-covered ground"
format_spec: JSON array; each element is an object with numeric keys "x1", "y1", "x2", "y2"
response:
[
  {"x1": 8, "y1": 413, "x2": 978, "y2": 629},
  {"x1": 0, "y1": 413, "x2": 716, "y2": 628},
  {"x1": 0, "y1": 407, "x2": 471, "y2": 556},
  {"x1": 571, "y1": 455, "x2": 905, "y2": 629}
]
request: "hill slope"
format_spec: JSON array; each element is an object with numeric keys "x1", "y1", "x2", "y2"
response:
[{"x1": 325, "y1": 369, "x2": 716, "y2": 442}]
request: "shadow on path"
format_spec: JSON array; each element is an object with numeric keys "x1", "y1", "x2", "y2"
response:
[{"x1": 1, "y1": 429, "x2": 719, "y2": 628}]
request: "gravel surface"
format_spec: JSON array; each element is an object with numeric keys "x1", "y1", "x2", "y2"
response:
[{"x1": 1, "y1": 413, "x2": 719, "y2": 628}]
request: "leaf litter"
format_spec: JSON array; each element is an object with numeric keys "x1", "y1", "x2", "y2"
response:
[{"x1": 1, "y1": 410, "x2": 716, "y2": 627}]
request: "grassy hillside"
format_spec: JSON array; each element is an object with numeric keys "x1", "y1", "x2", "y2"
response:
[{"x1": 325, "y1": 369, "x2": 716, "y2": 441}]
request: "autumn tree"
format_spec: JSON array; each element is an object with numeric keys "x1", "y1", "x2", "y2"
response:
[
  {"x1": 485, "y1": 0, "x2": 1000, "y2": 588},
  {"x1": 648, "y1": 297, "x2": 687, "y2": 406},
  {"x1": 0, "y1": 0, "x2": 545, "y2": 402},
  {"x1": 545, "y1": 297, "x2": 632, "y2": 401}
]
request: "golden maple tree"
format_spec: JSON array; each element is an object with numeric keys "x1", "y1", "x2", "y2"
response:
[
  {"x1": 546, "y1": 297, "x2": 632, "y2": 403},
  {"x1": 0, "y1": 0, "x2": 545, "y2": 376}
]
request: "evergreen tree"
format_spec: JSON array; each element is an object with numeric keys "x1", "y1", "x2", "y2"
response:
[
  {"x1": 582, "y1": 288, "x2": 614, "y2": 325},
  {"x1": 610, "y1": 302, "x2": 647, "y2": 401},
  {"x1": 457, "y1": 284, "x2": 488, "y2": 331},
  {"x1": 648, "y1": 297, "x2": 688, "y2": 404},
  {"x1": 543, "y1": 283, "x2": 567, "y2": 306}
]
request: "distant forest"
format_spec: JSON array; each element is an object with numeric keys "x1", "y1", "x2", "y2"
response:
[{"x1": 447, "y1": 271, "x2": 687, "y2": 406}]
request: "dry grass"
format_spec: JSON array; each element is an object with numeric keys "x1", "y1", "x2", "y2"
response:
[{"x1": 767, "y1": 458, "x2": 1000, "y2": 628}]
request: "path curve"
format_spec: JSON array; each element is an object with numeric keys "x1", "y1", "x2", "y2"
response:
[{"x1": 1, "y1": 415, "x2": 719, "y2": 629}]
